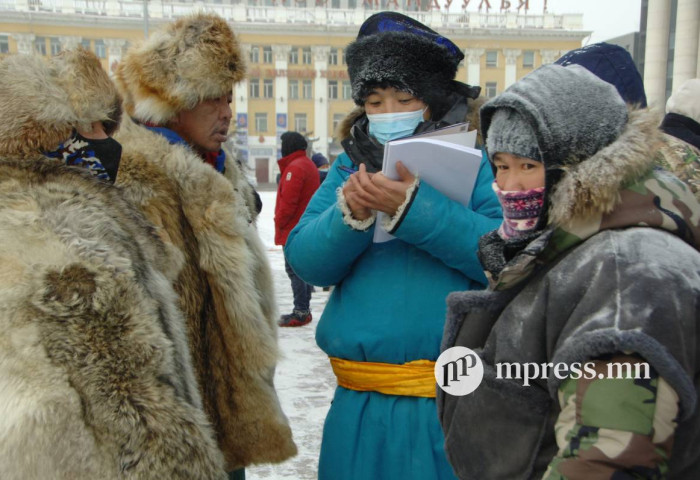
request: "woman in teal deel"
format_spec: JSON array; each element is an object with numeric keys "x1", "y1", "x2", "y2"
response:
[{"x1": 284, "y1": 11, "x2": 502, "y2": 480}]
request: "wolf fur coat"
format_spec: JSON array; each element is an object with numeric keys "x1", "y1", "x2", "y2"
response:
[
  {"x1": 115, "y1": 116, "x2": 297, "y2": 470},
  {"x1": 0, "y1": 49, "x2": 226, "y2": 479}
]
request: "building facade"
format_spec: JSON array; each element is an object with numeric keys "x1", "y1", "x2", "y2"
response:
[
  {"x1": 1, "y1": 0, "x2": 588, "y2": 183},
  {"x1": 642, "y1": 0, "x2": 700, "y2": 109}
]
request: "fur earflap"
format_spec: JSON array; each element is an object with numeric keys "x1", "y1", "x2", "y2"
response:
[
  {"x1": 0, "y1": 49, "x2": 120, "y2": 156},
  {"x1": 115, "y1": 13, "x2": 245, "y2": 125}
]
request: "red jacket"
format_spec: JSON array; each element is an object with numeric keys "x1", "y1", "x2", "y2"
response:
[{"x1": 274, "y1": 150, "x2": 320, "y2": 245}]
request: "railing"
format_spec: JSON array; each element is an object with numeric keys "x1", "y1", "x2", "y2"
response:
[{"x1": 1, "y1": 0, "x2": 583, "y2": 32}]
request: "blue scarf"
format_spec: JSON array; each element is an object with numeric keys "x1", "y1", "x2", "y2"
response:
[{"x1": 143, "y1": 125, "x2": 226, "y2": 173}]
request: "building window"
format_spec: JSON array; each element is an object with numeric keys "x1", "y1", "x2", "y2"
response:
[
  {"x1": 249, "y1": 79, "x2": 260, "y2": 98},
  {"x1": 522, "y1": 51, "x2": 534, "y2": 68},
  {"x1": 0, "y1": 35, "x2": 9, "y2": 54},
  {"x1": 250, "y1": 46, "x2": 259, "y2": 63},
  {"x1": 342, "y1": 80, "x2": 352, "y2": 100},
  {"x1": 342, "y1": 49, "x2": 347, "y2": 65},
  {"x1": 50, "y1": 37, "x2": 61, "y2": 56},
  {"x1": 94, "y1": 40, "x2": 106, "y2": 59},
  {"x1": 302, "y1": 80, "x2": 312, "y2": 99},
  {"x1": 294, "y1": 113, "x2": 307, "y2": 132},
  {"x1": 485, "y1": 82, "x2": 497, "y2": 98},
  {"x1": 289, "y1": 80, "x2": 299, "y2": 100},
  {"x1": 34, "y1": 37, "x2": 47, "y2": 56},
  {"x1": 328, "y1": 80, "x2": 338, "y2": 100},
  {"x1": 289, "y1": 48, "x2": 299, "y2": 64},
  {"x1": 329, "y1": 48, "x2": 338, "y2": 65},
  {"x1": 302, "y1": 47, "x2": 312, "y2": 65},
  {"x1": 263, "y1": 46, "x2": 272, "y2": 63},
  {"x1": 255, "y1": 113, "x2": 268, "y2": 132},
  {"x1": 263, "y1": 78, "x2": 274, "y2": 98},
  {"x1": 486, "y1": 50, "x2": 498, "y2": 68},
  {"x1": 80, "y1": 38, "x2": 91, "y2": 51},
  {"x1": 331, "y1": 0, "x2": 340, "y2": 7}
]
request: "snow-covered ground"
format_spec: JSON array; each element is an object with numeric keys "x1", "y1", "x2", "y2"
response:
[{"x1": 247, "y1": 190, "x2": 335, "y2": 480}]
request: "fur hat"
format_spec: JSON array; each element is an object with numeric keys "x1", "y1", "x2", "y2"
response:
[
  {"x1": 115, "y1": 13, "x2": 245, "y2": 125},
  {"x1": 554, "y1": 42, "x2": 647, "y2": 107},
  {"x1": 0, "y1": 48, "x2": 122, "y2": 156},
  {"x1": 486, "y1": 109, "x2": 542, "y2": 163},
  {"x1": 281, "y1": 131, "x2": 307, "y2": 157},
  {"x1": 345, "y1": 12, "x2": 464, "y2": 110}
]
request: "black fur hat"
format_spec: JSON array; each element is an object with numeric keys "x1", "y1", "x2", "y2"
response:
[{"x1": 345, "y1": 12, "x2": 464, "y2": 111}]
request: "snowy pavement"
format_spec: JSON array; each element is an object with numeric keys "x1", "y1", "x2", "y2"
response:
[{"x1": 247, "y1": 190, "x2": 335, "y2": 480}]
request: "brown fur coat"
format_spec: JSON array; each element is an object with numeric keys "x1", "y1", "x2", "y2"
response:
[
  {"x1": 115, "y1": 117, "x2": 297, "y2": 470},
  {"x1": 0, "y1": 158, "x2": 226, "y2": 479}
]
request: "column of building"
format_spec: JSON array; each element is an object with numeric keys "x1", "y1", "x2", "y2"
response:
[
  {"x1": 312, "y1": 45, "x2": 330, "y2": 158},
  {"x1": 273, "y1": 44, "x2": 291, "y2": 180},
  {"x1": 672, "y1": 0, "x2": 700, "y2": 90},
  {"x1": 236, "y1": 44, "x2": 251, "y2": 178},
  {"x1": 104, "y1": 39, "x2": 126, "y2": 76},
  {"x1": 644, "y1": 0, "x2": 672, "y2": 109},
  {"x1": 503, "y1": 49, "x2": 521, "y2": 89},
  {"x1": 539, "y1": 49, "x2": 560, "y2": 66},
  {"x1": 464, "y1": 48, "x2": 484, "y2": 88}
]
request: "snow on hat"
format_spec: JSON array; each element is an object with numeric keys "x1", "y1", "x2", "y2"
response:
[
  {"x1": 115, "y1": 13, "x2": 245, "y2": 125},
  {"x1": 345, "y1": 12, "x2": 465, "y2": 109},
  {"x1": 486, "y1": 109, "x2": 542, "y2": 163},
  {"x1": 554, "y1": 42, "x2": 647, "y2": 107},
  {"x1": 481, "y1": 64, "x2": 628, "y2": 171},
  {"x1": 281, "y1": 131, "x2": 307, "y2": 157},
  {"x1": 666, "y1": 79, "x2": 700, "y2": 124}
]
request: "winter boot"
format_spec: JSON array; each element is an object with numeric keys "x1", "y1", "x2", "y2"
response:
[{"x1": 278, "y1": 309, "x2": 312, "y2": 327}]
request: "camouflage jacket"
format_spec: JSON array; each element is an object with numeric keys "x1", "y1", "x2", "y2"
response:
[{"x1": 439, "y1": 110, "x2": 700, "y2": 479}]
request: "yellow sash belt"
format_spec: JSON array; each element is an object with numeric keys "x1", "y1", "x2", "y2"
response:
[{"x1": 329, "y1": 357, "x2": 437, "y2": 398}]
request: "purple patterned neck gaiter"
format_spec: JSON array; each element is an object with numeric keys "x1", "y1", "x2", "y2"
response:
[{"x1": 492, "y1": 181, "x2": 545, "y2": 240}]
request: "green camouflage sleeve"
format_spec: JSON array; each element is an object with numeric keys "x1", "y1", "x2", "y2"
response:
[{"x1": 543, "y1": 355, "x2": 679, "y2": 480}]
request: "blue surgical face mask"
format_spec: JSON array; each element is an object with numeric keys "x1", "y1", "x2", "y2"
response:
[{"x1": 367, "y1": 107, "x2": 427, "y2": 145}]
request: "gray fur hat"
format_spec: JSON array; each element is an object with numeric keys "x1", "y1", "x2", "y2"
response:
[{"x1": 345, "y1": 12, "x2": 464, "y2": 110}]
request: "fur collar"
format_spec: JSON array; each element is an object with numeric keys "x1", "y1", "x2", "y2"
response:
[{"x1": 549, "y1": 108, "x2": 665, "y2": 227}]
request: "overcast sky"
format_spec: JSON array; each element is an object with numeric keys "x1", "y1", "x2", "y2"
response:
[
  {"x1": 547, "y1": 0, "x2": 642, "y2": 44},
  {"x1": 455, "y1": 0, "x2": 643, "y2": 45}
]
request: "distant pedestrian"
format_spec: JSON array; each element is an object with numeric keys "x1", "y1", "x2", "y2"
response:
[
  {"x1": 311, "y1": 152, "x2": 330, "y2": 182},
  {"x1": 275, "y1": 131, "x2": 320, "y2": 327},
  {"x1": 659, "y1": 78, "x2": 700, "y2": 200}
]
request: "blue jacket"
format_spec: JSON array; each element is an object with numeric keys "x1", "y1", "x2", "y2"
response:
[{"x1": 285, "y1": 150, "x2": 501, "y2": 479}]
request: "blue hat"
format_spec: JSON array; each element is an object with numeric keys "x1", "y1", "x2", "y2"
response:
[{"x1": 555, "y1": 42, "x2": 647, "y2": 107}]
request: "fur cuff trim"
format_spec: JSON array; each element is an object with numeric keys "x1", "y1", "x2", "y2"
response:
[
  {"x1": 382, "y1": 177, "x2": 420, "y2": 234},
  {"x1": 337, "y1": 185, "x2": 376, "y2": 231}
]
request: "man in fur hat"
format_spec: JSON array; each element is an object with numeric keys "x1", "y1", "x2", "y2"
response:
[
  {"x1": 113, "y1": 13, "x2": 296, "y2": 478},
  {"x1": 0, "y1": 48, "x2": 226, "y2": 479},
  {"x1": 284, "y1": 11, "x2": 501, "y2": 480}
]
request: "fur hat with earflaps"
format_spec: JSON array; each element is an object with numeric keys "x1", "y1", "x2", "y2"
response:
[
  {"x1": 115, "y1": 13, "x2": 245, "y2": 125},
  {"x1": 345, "y1": 12, "x2": 477, "y2": 115},
  {"x1": 0, "y1": 48, "x2": 122, "y2": 157}
]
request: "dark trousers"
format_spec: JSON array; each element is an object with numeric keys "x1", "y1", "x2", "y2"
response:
[
  {"x1": 228, "y1": 469, "x2": 245, "y2": 480},
  {"x1": 284, "y1": 254, "x2": 312, "y2": 312}
]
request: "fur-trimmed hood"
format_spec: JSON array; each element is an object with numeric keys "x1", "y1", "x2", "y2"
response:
[
  {"x1": 0, "y1": 49, "x2": 122, "y2": 156},
  {"x1": 0, "y1": 157, "x2": 225, "y2": 478},
  {"x1": 115, "y1": 13, "x2": 245, "y2": 125},
  {"x1": 479, "y1": 108, "x2": 700, "y2": 290}
]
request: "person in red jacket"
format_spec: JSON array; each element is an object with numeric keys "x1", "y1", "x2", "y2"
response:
[{"x1": 275, "y1": 131, "x2": 321, "y2": 326}]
